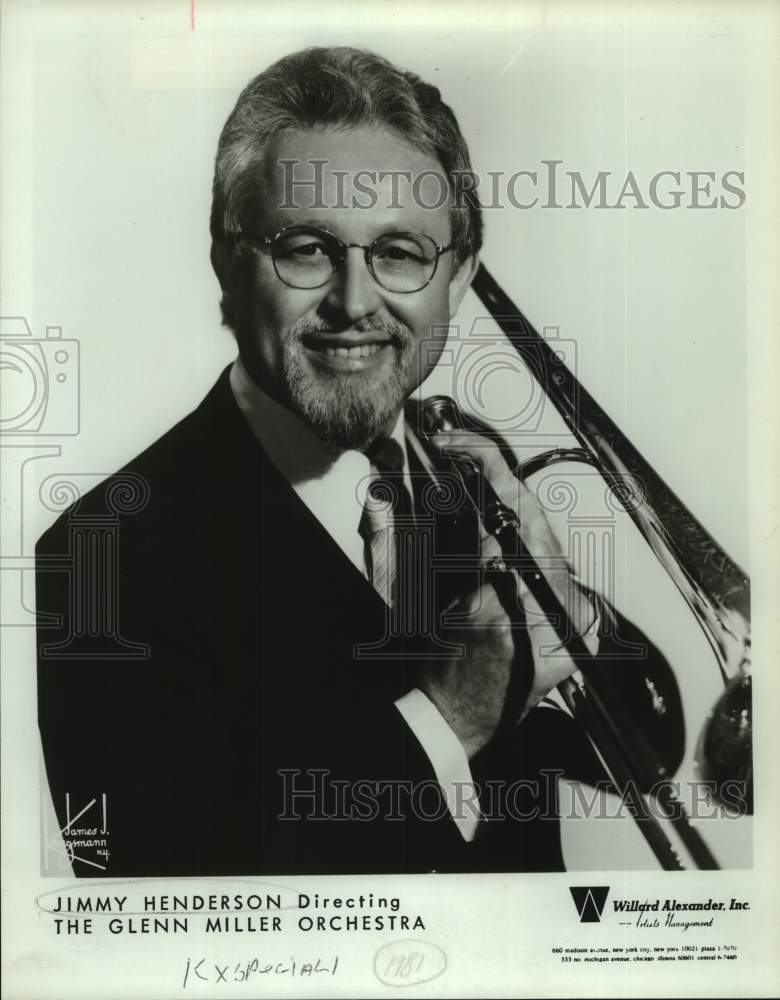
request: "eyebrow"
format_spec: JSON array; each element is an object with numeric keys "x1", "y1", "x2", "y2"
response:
[
  {"x1": 273, "y1": 219, "x2": 440, "y2": 242},
  {"x1": 277, "y1": 216, "x2": 334, "y2": 231}
]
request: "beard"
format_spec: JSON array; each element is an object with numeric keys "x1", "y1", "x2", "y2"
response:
[{"x1": 281, "y1": 316, "x2": 418, "y2": 451}]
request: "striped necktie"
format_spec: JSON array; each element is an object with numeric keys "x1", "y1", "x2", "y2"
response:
[{"x1": 359, "y1": 438, "x2": 414, "y2": 607}]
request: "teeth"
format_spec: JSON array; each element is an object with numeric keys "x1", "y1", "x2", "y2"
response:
[{"x1": 321, "y1": 343, "x2": 384, "y2": 359}]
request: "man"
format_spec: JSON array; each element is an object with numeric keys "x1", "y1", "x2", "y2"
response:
[{"x1": 36, "y1": 47, "x2": 682, "y2": 876}]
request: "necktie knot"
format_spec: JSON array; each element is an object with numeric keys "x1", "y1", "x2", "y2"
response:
[{"x1": 368, "y1": 436, "x2": 405, "y2": 475}]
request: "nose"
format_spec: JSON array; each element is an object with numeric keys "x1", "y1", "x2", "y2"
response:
[{"x1": 324, "y1": 246, "x2": 383, "y2": 324}]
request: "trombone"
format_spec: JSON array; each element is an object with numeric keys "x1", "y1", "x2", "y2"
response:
[{"x1": 421, "y1": 263, "x2": 752, "y2": 871}]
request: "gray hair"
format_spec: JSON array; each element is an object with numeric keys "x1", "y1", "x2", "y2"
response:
[{"x1": 210, "y1": 46, "x2": 483, "y2": 325}]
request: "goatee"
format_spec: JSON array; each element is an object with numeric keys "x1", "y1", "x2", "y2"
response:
[{"x1": 282, "y1": 318, "x2": 416, "y2": 451}]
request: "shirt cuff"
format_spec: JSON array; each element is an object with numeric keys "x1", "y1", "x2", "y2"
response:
[{"x1": 394, "y1": 688, "x2": 481, "y2": 842}]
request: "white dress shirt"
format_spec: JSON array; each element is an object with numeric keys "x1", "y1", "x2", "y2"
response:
[{"x1": 229, "y1": 357, "x2": 600, "y2": 843}]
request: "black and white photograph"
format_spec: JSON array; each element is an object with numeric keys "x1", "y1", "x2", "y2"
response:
[{"x1": 2, "y1": 1, "x2": 778, "y2": 997}]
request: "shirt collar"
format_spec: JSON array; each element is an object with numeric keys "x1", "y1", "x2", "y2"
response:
[{"x1": 229, "y1": 357, "x2": 411, "y2": 573}]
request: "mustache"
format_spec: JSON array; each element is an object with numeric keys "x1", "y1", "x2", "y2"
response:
[{"x1": 289, "y1": 315, "x2": 413, "y2": 345}]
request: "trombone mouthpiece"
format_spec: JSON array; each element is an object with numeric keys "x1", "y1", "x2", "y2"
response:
[{"x1": 420, "y1": 395, "x2": 465, "y2": 437}]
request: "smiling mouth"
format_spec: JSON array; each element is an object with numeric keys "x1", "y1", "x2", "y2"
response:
[{"x1": 310, "y1": 342, "x2": 386, "y2": 360}]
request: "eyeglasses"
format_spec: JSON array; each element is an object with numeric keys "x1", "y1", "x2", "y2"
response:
[{"x1": 237, "y1": 225, "x2": 454, "y2": 294}]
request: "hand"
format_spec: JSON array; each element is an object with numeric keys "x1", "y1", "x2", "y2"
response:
[{"x1": 417, "y1": 429, "x2": 597, "y2": 758}]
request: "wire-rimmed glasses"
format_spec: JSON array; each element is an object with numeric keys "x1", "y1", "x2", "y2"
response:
[{"x1": 238, "y1": 225, "x2": 454, "y2": 294}]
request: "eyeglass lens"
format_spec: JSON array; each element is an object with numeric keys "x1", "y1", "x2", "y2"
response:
[{"x1": 271, "y1": 228, "x2": 439, "y2": 292}]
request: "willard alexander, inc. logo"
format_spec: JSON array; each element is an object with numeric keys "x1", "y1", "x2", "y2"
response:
[{"x1": 569, "y1": 887, "x2": 610, "y2": 923}]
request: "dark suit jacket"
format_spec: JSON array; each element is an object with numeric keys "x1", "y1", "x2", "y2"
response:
[{"x1": 36, "y1": 367, "x2": 683, "y2": 876}]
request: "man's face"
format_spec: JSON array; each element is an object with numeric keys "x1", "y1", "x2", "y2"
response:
[{"x1": 220, "y1": 125, "x2": 475, "y2": 451}]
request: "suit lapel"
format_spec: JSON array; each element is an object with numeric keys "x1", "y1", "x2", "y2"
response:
[{"x1": 201, "y1": 374, "x2": 474, "y2": 683}]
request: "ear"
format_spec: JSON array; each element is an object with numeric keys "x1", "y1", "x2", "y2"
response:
[
  {"x1": 211, "y1": 239, "x2": 233, "y2": 291},
  {"x1": 447, "y1": 254, "x2": 480, "y2": 318},
  {"x1": 211, "y1": 240, "x2": 241, "y2": 331}
]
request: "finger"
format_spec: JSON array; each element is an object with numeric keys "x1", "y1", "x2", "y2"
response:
[
  {"x1": 476, "y1": 531, "x2": 530, "y2": 611},
  {"x1": 430, "y1": 431, "x2": 523, "y2": 523},
  {"x1": 429, "y1": 429, "x2": 484, "y2": 448},
  {"x1": 478, "y1": 532, "x2": 504, "y2": 562},
  {"x1": 428, "y1": 431, "x2": 501, "y2": 475}
]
